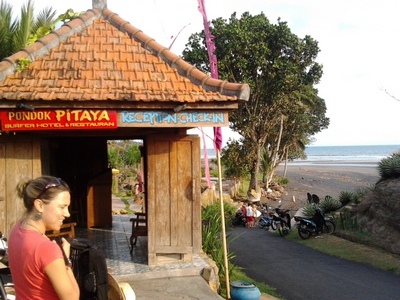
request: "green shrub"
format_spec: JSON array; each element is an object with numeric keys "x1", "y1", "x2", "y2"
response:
[
  {"x1": 201, "y1": 201, "x2": 240, "y2": 295},
  {"x1": 276, "y1": 176, "x2": 289, "y2": 185},
  {"x1": 378, "y1": 150, "x2": 400, "y2": 179},
  {"x1": 337, "y1": 208, "x2": 358, "y2": 231},
  {"x1": 209, "y1": 169, "x2": 219, "y2": 177},
  {"x1": 301, "y1": 203, "x2": 317, "y2": 217},
  {"x1": 338, "y1": 191, "x2": 354, "y2": 207},
  {"x1": 319, "y1": 196, "x2": 341, "y2": 214}
]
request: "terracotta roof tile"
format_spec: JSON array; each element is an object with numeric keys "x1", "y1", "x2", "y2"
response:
[{"x1": 0, "y1": 8, "x2": 250, "y2": 106}]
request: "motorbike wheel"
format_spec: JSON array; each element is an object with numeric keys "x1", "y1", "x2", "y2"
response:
[
  {"x1": 323, "y1": 220, "x2": 336, "y2": 234},
  {"x1": 278, "y1": 221, "x2": 290, "y2": 237},
  {"x1": 258, "y1": 221, "x2": 265, "y2": 229},
  {"x1": 277, "y1": 223, "x2": 284, "y2": 237},
  {"x1": 298, "y1": 224, "x2": 312, "y2": 239},
  {"x1": 270, "y1": 220, "x2": 277, "y2": 231}
]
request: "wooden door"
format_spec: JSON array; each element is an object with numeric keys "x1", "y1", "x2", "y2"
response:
[
  {"x1": 0, "y1": 137, "x2": 41, "y2": 235},
  {"x1": 146, "y1": 134, "x2": 201, "y2": 265}
]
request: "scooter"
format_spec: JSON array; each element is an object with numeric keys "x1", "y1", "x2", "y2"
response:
[
  {"x1": 232, "y1": 210, "x2": 246, "y2": 227},
  {"x1": 294, "y1": 208, "x2": 336, "y2": 239},
  {"x1": 273, "y1": 207, "x2": 291, "y2": 237},
  {"x1": 257, "y1": 204, "x2": 277, "y2": 230},
  {"x1": 0, "y1": 232, "x2": 14, "y2": 300}
]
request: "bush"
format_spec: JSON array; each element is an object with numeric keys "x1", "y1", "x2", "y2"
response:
[
  {"x1": 319, "y1": 196, "x2": 341, "y2": 214},
  {"x1": 301, "y1": 203, "x2": 317, "y2": 217},
  {"x1": 276, "y1": 176, "x2": 289, "y2": 185},
  {"x1": 338, "y1": 191, "x2": 354, "y2": 207},
  {"x1": 201, "y1": 201, "x2": 239, "y2": 295},
  {"x1": 336, "y1": 208, "x2": 358, "y2": 231},
  {"x1": 378, "y1": 150, "x2": 400, "y2": 179}
]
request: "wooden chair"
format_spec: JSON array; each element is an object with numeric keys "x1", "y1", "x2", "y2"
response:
[
  {"x1": 129, "y1": 213, "x2": 147, "y2": 253},
  {"x1": 46, "y1": 222, "x2": 77, "y2": 238}
]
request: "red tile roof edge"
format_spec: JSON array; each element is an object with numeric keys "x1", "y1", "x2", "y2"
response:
[
  {"x1": 0, "y1": 7, "x2": 250, "y2": 102},
  {"x1": 102, "y1": 8, "x2": 249, "y2": 101}
]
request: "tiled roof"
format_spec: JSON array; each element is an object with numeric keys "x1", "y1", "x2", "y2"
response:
[{"x1": 0, "y1": 7, "x2": 250, "y2": 106}]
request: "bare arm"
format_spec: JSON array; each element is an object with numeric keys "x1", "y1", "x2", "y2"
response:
[{"x1": 45, "y1": 257, "x2": 79, "y2": 300}]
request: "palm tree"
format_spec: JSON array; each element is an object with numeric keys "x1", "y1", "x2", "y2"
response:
[{"x1": 0, "y1": 0, "x2": 57, "y2": 61}]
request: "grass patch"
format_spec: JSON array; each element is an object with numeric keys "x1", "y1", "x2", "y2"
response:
[
  {"x1": 112, "y1": 192, "x2": 136, "y2": 214},
  {"x1": 121, "y1": 198, "x2": 136, "y2": 214},
  {"x1": 286, "y1": 231, "x2": 400, "y2": 274}
]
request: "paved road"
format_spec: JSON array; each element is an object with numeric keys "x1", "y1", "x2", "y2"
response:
[{"x1": 228, "y1": 226, "x2": 400, "y2": 300}]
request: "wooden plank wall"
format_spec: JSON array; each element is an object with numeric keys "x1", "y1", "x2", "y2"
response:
[{"x1": 0, "y1": 137, "x2": 41, "y2": 236}]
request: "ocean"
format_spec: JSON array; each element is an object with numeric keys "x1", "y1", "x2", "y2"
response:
[{"x1": 201, "y1": 145, "x2": 400, "y2": 167}]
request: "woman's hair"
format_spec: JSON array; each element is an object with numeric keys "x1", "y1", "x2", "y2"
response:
[{"x1": 16, "y1": 175, "x2": 70, "y2": 211}]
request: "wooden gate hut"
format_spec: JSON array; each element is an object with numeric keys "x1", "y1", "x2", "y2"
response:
[{"x1": 0, "y1": 0, "x2": 249, "y2": 265}]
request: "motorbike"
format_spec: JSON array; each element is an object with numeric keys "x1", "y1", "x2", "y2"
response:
[
  {"x1": 0, "y1": 232, "x2": 14, "y2": 300},
  {"x1": 273, "y1": 206, "x2": 291, "y2": 237},
  {"x1": 294, "y1": 208, "x2": 336, "y2": 239},
  {"x1": 257, "y1": 204, "x2": 277, "y2": 230},
  {"x1": 232, "y1": 210, "x2": 246, "y2": 227}
]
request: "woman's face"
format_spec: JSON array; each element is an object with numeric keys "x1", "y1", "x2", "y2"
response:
[{"x1": 42, "y1": 191, "x2": 71, "y2": 231}]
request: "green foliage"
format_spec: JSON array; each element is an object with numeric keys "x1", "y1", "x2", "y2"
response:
[
  {"x1": 378, "y1": 150, "x2": 400, "y2": 179},
  {"x1": 276, "y1": 176, "x2": 289, "y2": 185},
  {"x1": 337, "y1": 208, "x2": 358, "y2": 231},
  {"x1": 301, "y1": 203, "x2": 317, "y2": 217},
  {"x1": 0, "y1": 0, "x2": 58, "y2": 60},
  {"x1": 183, "y1": 12, "x2": 329, "y2": 192},
  {"x1": 107, "y1": 140, "x2": 141, "y2": 170},
  {"x1": 221, "y1": 139, "x2": 249, "y2": 181},
  {"x1": 338, "y1": 190, "x2": 354, "y2": 207},
  {"x1": 15, "y1": 57, "x2": 31, "y2": 72},
  {"x1": 56, "y1": 8, "x2": 82, "y2": 23},
  {"x1": 201, "y1": 201, "x2": 240, "y2": 294},
  {"x1": 209, "y1": 169, "x2": 219, "y2": 177},
  {"x1": 319, "y1": 196, "x2": 341, "y2": 214}
]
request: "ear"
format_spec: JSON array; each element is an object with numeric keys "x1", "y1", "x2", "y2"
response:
[{"x1": 33, "y1": 199, "x2": 44, "y2": 212}]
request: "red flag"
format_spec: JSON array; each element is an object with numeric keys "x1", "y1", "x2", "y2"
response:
[
  {"x1": 213, "y1": 127, "x2": 222, "y2": 152},
  {"x1": 198, "y1": 0, "x2": 221, "y2": 152}
]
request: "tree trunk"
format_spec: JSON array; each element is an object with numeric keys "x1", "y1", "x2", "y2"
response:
[
  {"x1": 283, "y1": 148, "x2": 288, "y2": 177},
  {"x1": 248, "y1": 145, "x2": 261, "y2": 192}
]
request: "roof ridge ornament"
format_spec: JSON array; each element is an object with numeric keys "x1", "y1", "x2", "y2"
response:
[{"x1": 92, "y1": 0, "x2": 107, "y2": 10}]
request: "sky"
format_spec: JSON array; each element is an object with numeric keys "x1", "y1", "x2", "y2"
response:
[{"x1": 9, "y1": 0, "x2": 400, "y2": 147}]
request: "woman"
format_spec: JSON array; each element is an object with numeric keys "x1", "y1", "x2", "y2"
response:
[{"x1": 8, "y1": 176, "x2": 79, "y2": 300}]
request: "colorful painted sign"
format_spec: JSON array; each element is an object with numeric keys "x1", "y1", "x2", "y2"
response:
[
  {"x1": 117, "y1": 110, "x2": 228, "y2": 127},
  {"x1": 0, "y1": 109, "x2": 228, "y2": 131},
  {"x1": 0, "y1": 109, "x2": 117, "y2": 131}
]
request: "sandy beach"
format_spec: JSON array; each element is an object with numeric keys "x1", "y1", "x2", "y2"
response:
[
  {"x1": 274, "y1": 163, "x2": 380, "y2": 206},
  {"x1": 113, "y1": 163, "x2": 382, "y2": 212}
]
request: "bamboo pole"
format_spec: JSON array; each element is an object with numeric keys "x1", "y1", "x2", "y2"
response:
[{"x1": 216, "y1": 149, "x2": 230, "y2": 299}]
